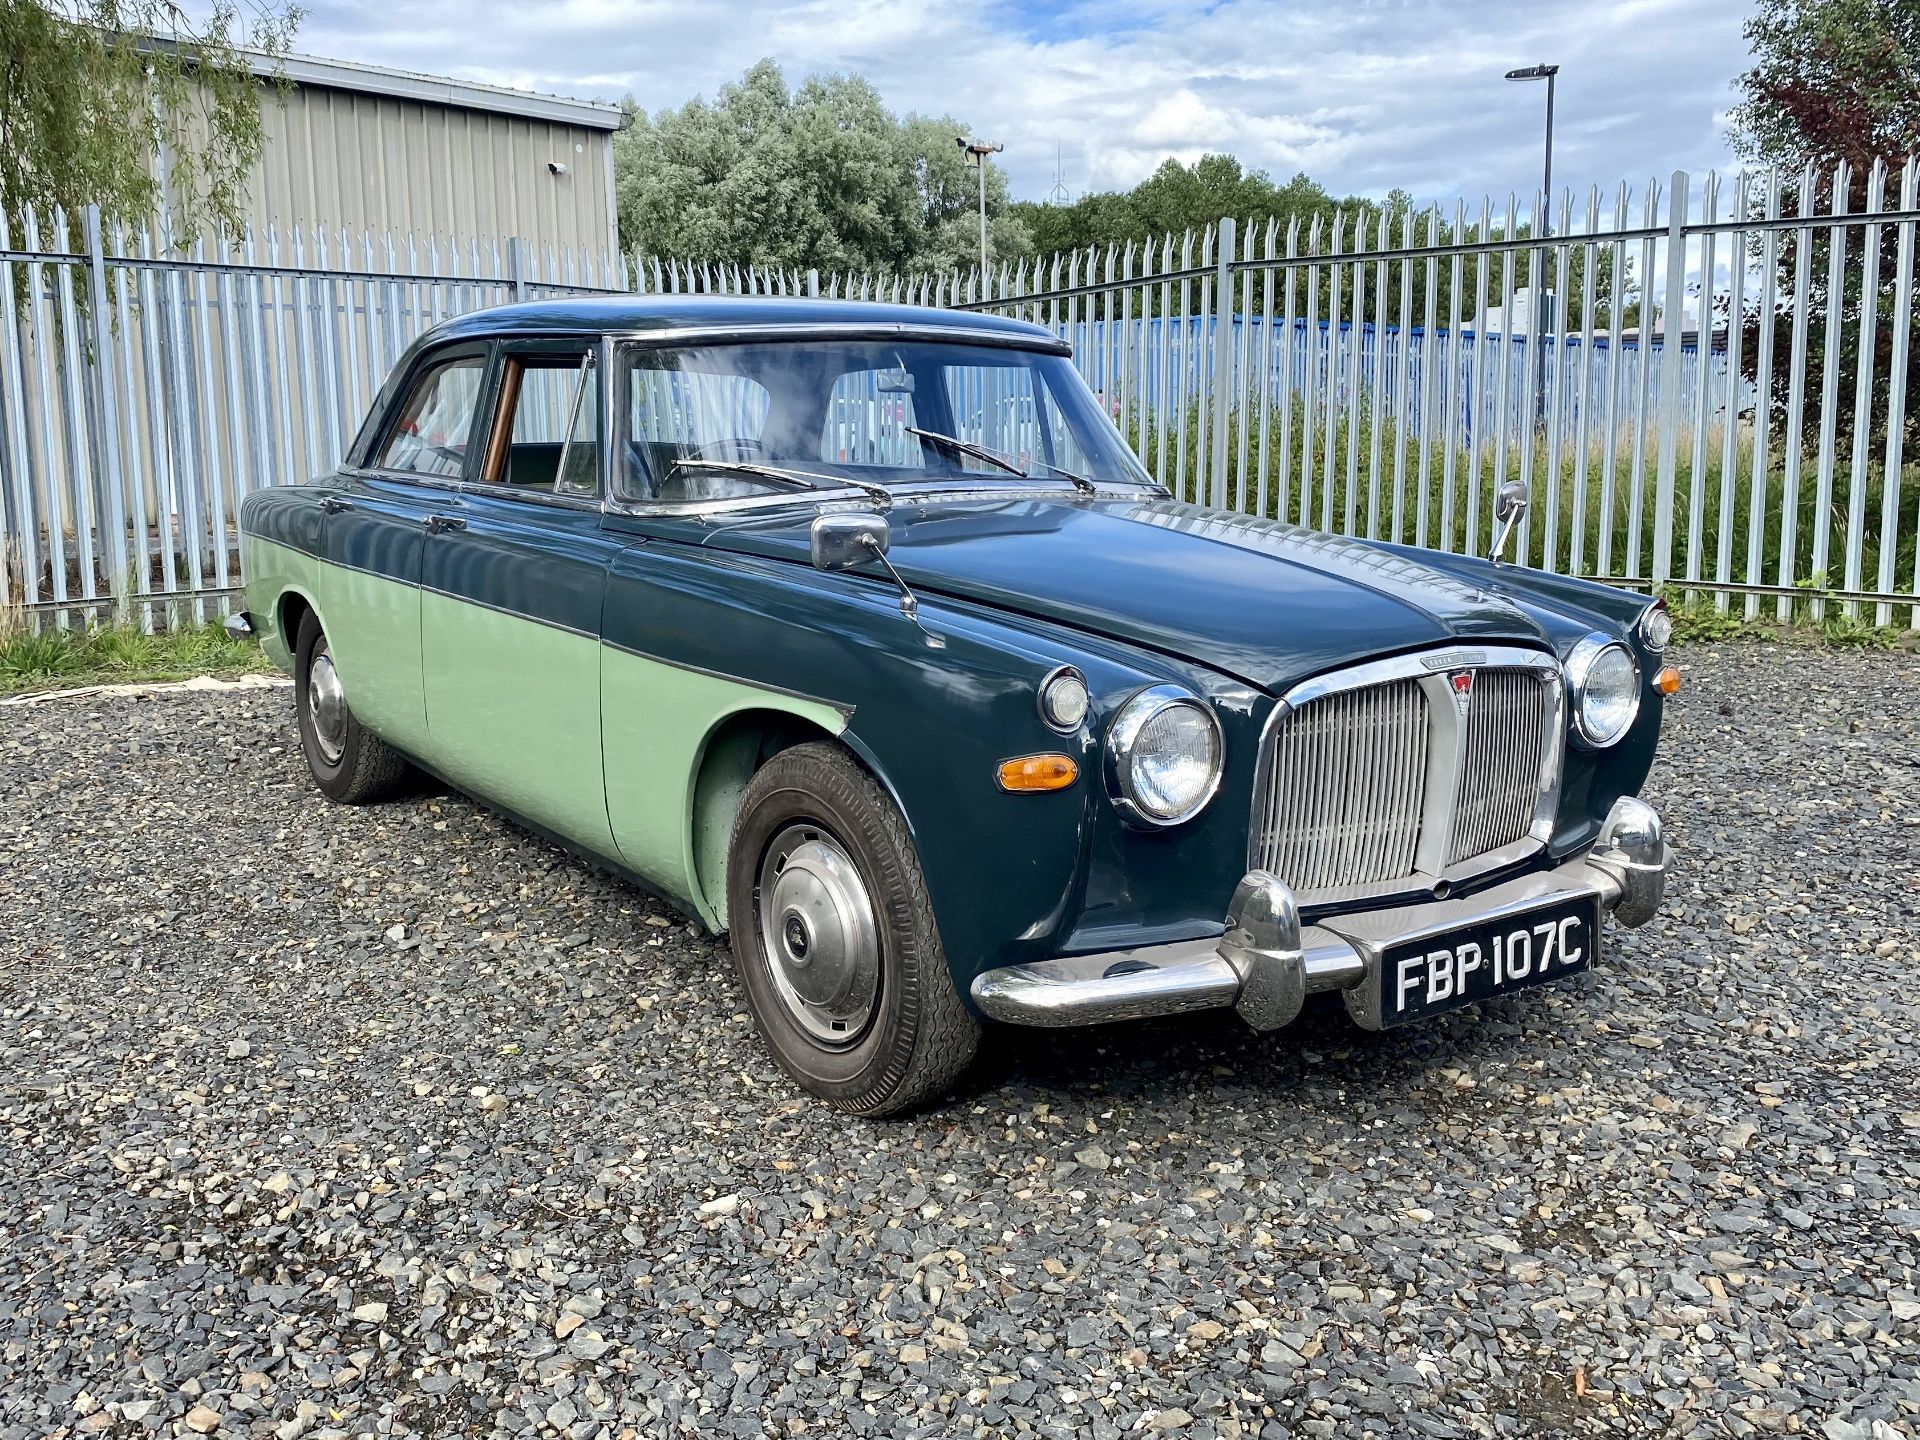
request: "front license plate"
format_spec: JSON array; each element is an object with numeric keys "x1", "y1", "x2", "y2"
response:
[{"x1": 1379, "y1": 895, "x2": 1598, "y2": 1027}]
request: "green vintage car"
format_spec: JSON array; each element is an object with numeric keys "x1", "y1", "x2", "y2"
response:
[{"x1": 234, "y1": 296, "x2": 1675, "y2": 1116}]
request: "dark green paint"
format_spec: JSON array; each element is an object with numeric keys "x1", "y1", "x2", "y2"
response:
[{"x1": 240, "y1": 297, "x2": 1668, "y2": 1007}]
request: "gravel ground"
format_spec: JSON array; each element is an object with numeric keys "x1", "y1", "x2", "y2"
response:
[{"x1": 2, "y1": 645, "x2": 1918, "y2": 1440}]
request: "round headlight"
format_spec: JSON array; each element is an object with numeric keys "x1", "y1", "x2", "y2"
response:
[
  {"x1": 1640, "y1": 603, "x2": 1673, "y2": 653},
  {"x1": 1566, "y1": 636, "x2": 1641, "y2": 748},
  {"x1": 1107, "y1": 686, "x2": 1223, "y2": 826},
  {"x1": 1038, "y1": 667, "x2": 1090, "y2": 732}
]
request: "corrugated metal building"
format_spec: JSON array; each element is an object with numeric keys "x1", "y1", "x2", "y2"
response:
[{"x1": 172, "y1": 50, "x2": 625, "y2": 263}]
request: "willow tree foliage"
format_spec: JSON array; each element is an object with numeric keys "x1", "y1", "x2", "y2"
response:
[
  {"x1": 613, "y1": 60, "x2": 1030, "y2": 275},
  {"x1": 0, "y1": 0, "x2": 299, "y2": 247}
]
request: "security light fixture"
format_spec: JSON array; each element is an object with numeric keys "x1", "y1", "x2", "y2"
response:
[
  {"x1": 1506, "y1": 62, "x2": 1560, "y2": 433},
  {"x1": 954, "y1": 136, "x2": 1005, "y2": 290}
]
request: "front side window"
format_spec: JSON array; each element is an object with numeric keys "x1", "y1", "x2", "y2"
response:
[
  {"x1": 479, "y1": 352, "x2": 600, "y2": 497},
  {"x1": 374, "y1": 356, "x2": 486, "y2": 477},
  {"x1": 617, "y1": 338, "x2": 1149, "y2": 504}
]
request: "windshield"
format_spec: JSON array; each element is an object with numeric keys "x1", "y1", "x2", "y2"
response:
[{"x1": 617, "y1": 338, "x2": 1153, "y2": 505}]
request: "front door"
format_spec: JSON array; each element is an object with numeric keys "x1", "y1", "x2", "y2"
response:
[
  {"x1": 418, "y1": 338, "x2": 626, "y2": 858},
  {"x1": 323, "y1": 344, "x2": 490, "y2": 756}
]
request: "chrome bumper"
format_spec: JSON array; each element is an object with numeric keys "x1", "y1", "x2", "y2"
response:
[{"x1": 970, "y1": 797, "x2": 1670, "y2": 1032}]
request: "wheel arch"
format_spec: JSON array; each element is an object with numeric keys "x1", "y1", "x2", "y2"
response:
[
  {"x1": 261, "y1": 584, "x2": 327, "y2": 670},
  {"x1": 687, "y1": 703, "x2": 905, "y2": 934}
]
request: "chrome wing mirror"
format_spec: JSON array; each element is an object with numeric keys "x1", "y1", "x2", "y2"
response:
[
  {"x1": 810, "y1": 511, "x2": 944, "y2": 648},
  {"x1": 1489, "y1": 481, "x2": 1529, "y2": 565},
  {"x1": 811, "y1": 511, "x2": 890, "y2": 572}
]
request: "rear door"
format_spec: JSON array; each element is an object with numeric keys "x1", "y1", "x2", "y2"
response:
[
  {"x1": 324, "y1": 344, "x2": 489, "y2": 755},
  {"x1": 418, "y1": 337, "x2": 626, "y2": 858}
]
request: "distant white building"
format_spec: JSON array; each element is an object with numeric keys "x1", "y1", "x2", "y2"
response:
[
  {"x1": 1464, "y1": 286, "x2": 1559, "y2": 335},
  {"x1": 1470, "y1": 286, "x2": 1721, "y2": 346}
]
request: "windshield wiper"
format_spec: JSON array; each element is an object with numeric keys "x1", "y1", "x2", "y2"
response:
[
  {"x1": 665, "y1": 457, "x2": 893, "y2": 510},
  {"x1": 904, "y1": 427, "x2": 1097, "y2": 495}
]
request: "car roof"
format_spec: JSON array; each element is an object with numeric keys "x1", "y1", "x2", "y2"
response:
[{"x1": 428, "y1": 294, "x2": 1062, "y2": 348}]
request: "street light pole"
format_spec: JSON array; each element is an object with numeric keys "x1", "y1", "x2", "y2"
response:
[
  {"x1": 1506, "y1": 63, "x2": 1560, "y2": 432},
  {"x1": 956, "y1": 136, "x2": 1004, "y2": 294}
]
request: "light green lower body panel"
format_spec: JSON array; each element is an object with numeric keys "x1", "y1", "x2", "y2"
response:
[
  {"x1": 239, "y1": 534, "x2": 320, "y2": 672},
  {"x1": 244, "y1": 536, "x2": 850, "y2": 931},
  {"x1": 602, "y1": 647, "x2": 846, "y2": 930},
  {"x1": 327, "y1": 565, "x2": 427, "y2": 754},
  {"x1": 421, "y1": 590, "x2": 616, "y2": 860}
]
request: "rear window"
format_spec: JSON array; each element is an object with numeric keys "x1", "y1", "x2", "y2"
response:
[{"x1": 373, "y1": 356, "x2": 486, "y2": 476}]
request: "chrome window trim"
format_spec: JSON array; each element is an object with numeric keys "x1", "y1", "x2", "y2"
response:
[
  {"x1": 1247, "y1": 644, "x2": 1566, "y2": 906},
  {"x1": 605, "y1": 331, "x2": 1160, "y2": 515},
  {"x1": 600, "y1": 478, "x2": 1166, "y2": 520},
  {"x1": 337, "y1": 466, "x2": 608, "y2": 515},
  {"x1": 604, "y1": 321, "x2": 1071, "y2": 355},
  {"x1": 1105, "y1": 684, "x2": 1226, "y2": 828}
]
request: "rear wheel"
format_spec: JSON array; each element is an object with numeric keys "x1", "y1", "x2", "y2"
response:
[
  {"x1": 726, "y1": 742, "x2": 979, "y2": 1116},
  {"x1": 293, "y1": 611, "x2": 413, "y2": 804}
]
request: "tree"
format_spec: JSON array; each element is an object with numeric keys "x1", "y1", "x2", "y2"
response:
[
  {"x1": 1016, "y1": 164, "x2": 1622, "y2": 339},
  {"x1": 0, "y1": 1, "x2": 299, "y2": 247},
  {"x1": 1729, "y1": 0, "x2": 1920, "y2": 455},
  {"x1": 614, "y1": 61, "x2": 1030, "y2": 275},
  {"x1": 1011, "y1": 156, "x2": 1353, "y2": 257},
  {"x1": 1730, "y1": 0, "x2": 1919, "y2": 174}
]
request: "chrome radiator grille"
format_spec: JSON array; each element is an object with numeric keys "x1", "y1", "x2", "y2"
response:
[
  {"x1": 1449, "y1": 668, "x2": 1553, "y2": 863},
  {"x1": 1254, "y1": 677, "x2": 1430, "y2": 892},
  {"x1": 1253, "y1": 659, "x2": 1558, "y2": 899}
]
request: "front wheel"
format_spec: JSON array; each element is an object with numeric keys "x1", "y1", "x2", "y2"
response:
[
  {"x1": 293, "y1": 611, "x2": 414, "y2": 804},
  {"x1": 726, "y1": 742, "x2": 979, "y2": 1116}
]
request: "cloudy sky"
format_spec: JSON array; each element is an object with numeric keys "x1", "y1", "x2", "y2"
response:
[{"x1": 290, "y1": 0, "x2": 1756, "y2": 209}]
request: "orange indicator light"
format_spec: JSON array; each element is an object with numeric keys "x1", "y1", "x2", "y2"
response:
[
  {"x1": 997, "y1": 753, "x2": 1079, "y2": 792},
  {"x1": 1655, "y1": 665, "x2": 1682, "y2": 695}
]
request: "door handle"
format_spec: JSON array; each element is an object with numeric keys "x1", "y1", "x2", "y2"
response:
[
  {"x1": 320, "y1": 496, "x2": 354, "y2": 515},
  {"x1": 424, "y1": 514, "x2": 467, "y2": 535}
]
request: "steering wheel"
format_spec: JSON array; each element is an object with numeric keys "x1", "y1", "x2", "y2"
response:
[{"x1": 687, "y1": 437, "x2": 769, "y2": 461}]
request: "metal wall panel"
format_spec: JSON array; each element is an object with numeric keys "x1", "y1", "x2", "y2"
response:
[{"x1": 153, "y1": 75, "x2": 619, "y2": 263}]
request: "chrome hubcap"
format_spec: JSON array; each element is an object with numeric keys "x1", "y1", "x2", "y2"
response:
[
  {"x1": 756, "y1": 823, "x2": 879, "y2": 1046},
  {"x1": 307, "y1": 643, "x2": 348, "y2": 765}
]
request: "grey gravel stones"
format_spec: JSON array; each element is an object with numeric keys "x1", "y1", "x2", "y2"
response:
[{"x1": 2, "y1": 646, "x2": 1918, "y2": 1439}]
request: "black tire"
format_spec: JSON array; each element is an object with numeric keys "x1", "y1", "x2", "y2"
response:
[
  {"x1": 726, "y1": 742, "x2": 979, "y2": 1117},
  {"x1": 293, "y1": 610, "x2": 413, "y2": 805}
]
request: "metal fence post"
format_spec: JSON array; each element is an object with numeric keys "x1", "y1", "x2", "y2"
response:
[
  {"x1": 1208, "y1": 216, "x2": 1236, "y2": 510},
  {"x1": 807, "y1": 268, "x2": 820, "y2": 299},
  {"x1": 81, "y1": 205, "x2": 130, "y2": 616},
  {"x1": 1652, "y1": 170, "x2": 1688, "y2": 587},
  {"x1": 508, "y1": 237, "x2": 528, "y2": 303}
]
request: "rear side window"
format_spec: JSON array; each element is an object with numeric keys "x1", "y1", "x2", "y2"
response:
[{"x1": 374, "y1": 357, "x2": 486, "y2": 476}]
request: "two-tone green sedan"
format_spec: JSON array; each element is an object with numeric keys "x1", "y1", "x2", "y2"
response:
[{"x1": 234, "y1": 296, "x2": 1674, "y2": 1116}]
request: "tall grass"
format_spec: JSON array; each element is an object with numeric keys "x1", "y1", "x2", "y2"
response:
[
  {"x1": 1128, "y1": 400, "x2": 1920, "y2": 630},
  {"x1": 0, "y1": 620, "x2": 268, "y2": 694}
]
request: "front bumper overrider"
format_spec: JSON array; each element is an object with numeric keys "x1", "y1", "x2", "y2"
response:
[{"x1": 970, "y1": 796, "x2": 1671, "y2": 1032}]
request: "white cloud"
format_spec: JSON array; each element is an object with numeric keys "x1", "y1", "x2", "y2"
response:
[{"x1": 286, "y1": 0, "x2": 1752, "y2": 211}]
